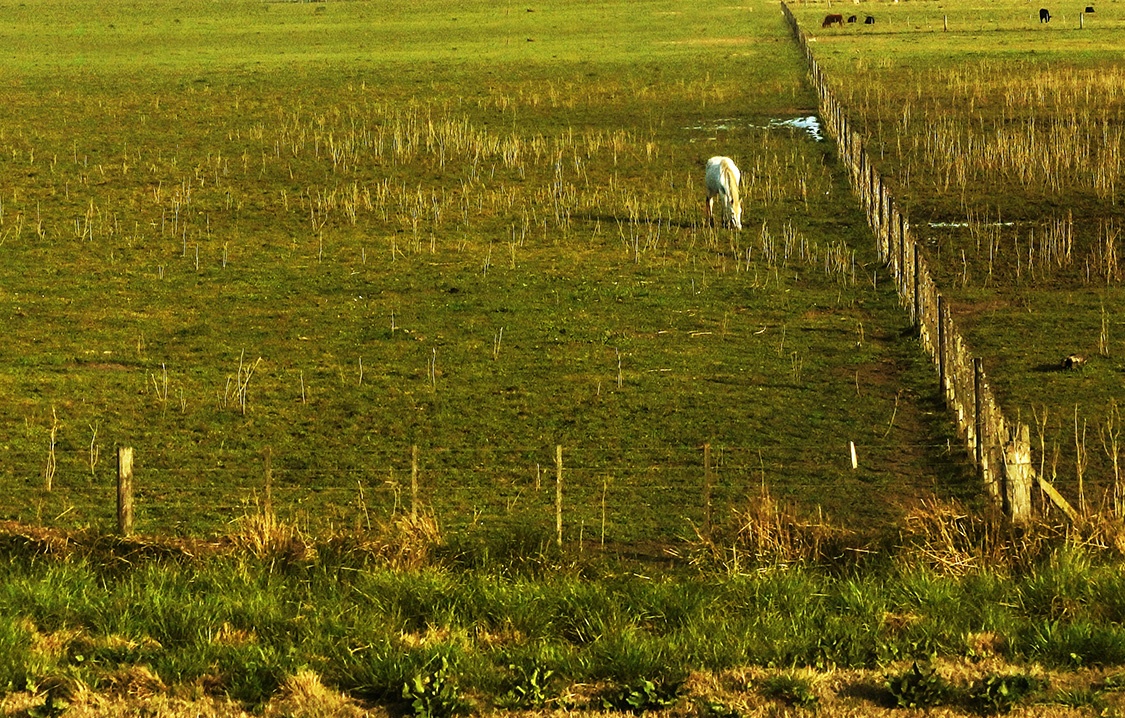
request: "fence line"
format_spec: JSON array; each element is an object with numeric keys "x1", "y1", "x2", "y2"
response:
[
  {"x1": 780, "y1": 2, "x2": 1075, "y2": 523},
  {"x1": 1, "y1": 438, "x2": 946, "y2": 545}
]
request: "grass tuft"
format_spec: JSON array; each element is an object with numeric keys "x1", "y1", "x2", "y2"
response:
[
  {"x1": 232, "y1": 509, "x2": 315, "y2": 564},
  {"x1": 261, "y1": 668, "x2": 367, "y2": 718},
  {"x1": 885, "y1": 661, "x2": 954, "y2": 709},
  {"x1": 759, "y1": 671, "x2": 820, "y2": 709},
  {"x1": 969, "y1": 671, "x2": 1048, "y2": 714},
  {"x1": 695, "y1": 486, "x2": 864, "y2": 570}
]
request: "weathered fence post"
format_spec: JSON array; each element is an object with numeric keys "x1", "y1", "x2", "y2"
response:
[
  {"x1": 703, "y1": 443, "x2": 713, "y2": 538},
  {"x1": 555, "y1": 445, "x2": 564, "y2": 547},
  {"x1": 1003, "y1": 424, "x2": 1033, "y2": 523},
  {"x1": 857, "y1": 146, "x2": 866, "y2": 206},
  {"x1": 264, "y1": 447, "x2": 274, "y2": 515},
  {"x1": 913, "y1": 244, "x2": 921, "y2": 332},
  {"x1": 973, "y1": 358, "x2": 985, "y2": 468},
  {"x1": 974, "y1": 357, "x2": 1005, "y2": 504},
  {"x1": 898, "y1": 212, "x2": 907, "y2": 293},
  {"x1": 117, "y1": 446, "x2": 134, "y2": 537},
  {"x1": 411, "y1": 444, "x2": 419, "y2": 520},
  {"x1": 937, "y1": 295, "x2": 947, "y2": 396},
  {"x1": 883, "y1": 186, "x2": 892, "y2": 264}
]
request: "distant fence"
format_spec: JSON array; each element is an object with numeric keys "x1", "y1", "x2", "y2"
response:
[{"x1": 780, "y1": 2, "x2": 1077, "y2": 523}]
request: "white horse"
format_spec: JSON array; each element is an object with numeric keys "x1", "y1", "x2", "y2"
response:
[{"x1": 704, "y1": 156, "x2": 742, "y2": 230}]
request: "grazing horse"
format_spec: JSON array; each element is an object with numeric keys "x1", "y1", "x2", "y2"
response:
[
  {"x1": 1039, "y1": 7, "x2": 1051, "y2": 21},
  {"x1": 822, "y1": 13, "x2": 844, "y2": 27},
  {"x1": 704, "y1": 156, "x2": 742, "y2": 230}
]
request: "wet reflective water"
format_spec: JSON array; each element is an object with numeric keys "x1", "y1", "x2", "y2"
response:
[
  {"x1": 685, "y1": 115, "x2": 825, "y2": 142},
  {"x1": 767, "y1": 115, "x2": 824, "y2": 142},
  {"x1": 927, "y1": 221, "x2": 1016, "y2": 228}
]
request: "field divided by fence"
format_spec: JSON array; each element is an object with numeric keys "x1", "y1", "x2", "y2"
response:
[{"x1": 781, "y1": 2, "x2": 1077, "y2": 523}]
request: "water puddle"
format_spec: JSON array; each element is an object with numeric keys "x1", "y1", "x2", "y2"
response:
[
  {"x1": 928, "y1": 221, "x2": 1016, "y2": 228},
  {"x1": 685, "y1": 115, "x2": 825, "y2": 142},
  {"x1": 683, "y1": 118, "x2": 741, "y2": 133},
  {"x1": 767, "y1": 116, "x2": 824, "y2": 142}
]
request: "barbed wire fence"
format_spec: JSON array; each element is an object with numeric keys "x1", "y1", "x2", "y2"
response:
[
  {"x1": 1, "y1": 434, "x2": 958, "y2": 545},
  {"x1": 780, "y1": 1, "x2": 1079, "y2": 524}
]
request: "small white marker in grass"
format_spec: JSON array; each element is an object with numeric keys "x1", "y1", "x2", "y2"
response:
[{"x1": 850, "y1": 441, "x2": 858, "y2": 470}]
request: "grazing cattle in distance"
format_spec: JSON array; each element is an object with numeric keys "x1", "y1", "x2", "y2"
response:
[
  {"x1": 1039, "y1": 7, "x2": 1051, "y2": 21},
  {"x1": 1085, "y1": 5, "x2": 1095, "y2": 11},
  {"x1": 822, "y1": 13, "x2": 844, "y2": 27},
  {"x1": 704, "y1": 156, "x2": 743, "y2": 230},
  {"x1": 1063, "y1": 354, "x2": 1087, "y2": 370},
  {"x1": 864, "y1": 14, "x2": 875, "y2": 23},
  {"x1": 847, "y1": 14, "x2": 858, "y2": 22}
]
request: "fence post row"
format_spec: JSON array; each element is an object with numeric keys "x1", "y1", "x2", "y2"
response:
[{"x1": 778, "y1": 1, "x2": 1060, "y2": 522}]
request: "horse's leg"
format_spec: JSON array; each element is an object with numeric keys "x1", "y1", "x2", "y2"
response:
[{"x1": 704, "y1": 196, "x2": 714, "y2": 227}]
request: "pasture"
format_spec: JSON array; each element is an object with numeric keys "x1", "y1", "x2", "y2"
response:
[
  {"x1": 2, "y1": 0, "x2": 1125, "y2": 714},
  {"x1": 0, "y1": 0, "x2": 969, "y2": 542},
  {"x1": 792, "y1": 0, "x2": 1125, "y2": 514}
]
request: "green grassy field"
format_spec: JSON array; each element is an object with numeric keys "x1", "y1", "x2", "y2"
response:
[
  {"x1": 2, "y1": 0, "x2": 1125, "y2": 714},
  {"x1": 0, "y1": 0, "x2": 973, "y2": 541}
]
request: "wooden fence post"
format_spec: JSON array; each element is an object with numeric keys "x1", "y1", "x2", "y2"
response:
[
  {"x1": 898, "y1": 212, "x2": 907, "y2": 293},
  {"x1": 264, "y1": 447, "x2": 273, "y2": 516},
  {"x1": 937, "y1": 295, "x2": 947, "y2": 397},
  {"x1": 883, "y1": 187, "x2": 892, "y2": 262},
  {"x1": 703, "y1": 443, "x2": 713, "y2": 538},
  {"x1": 1003, "y1": 424, "x2": 1033, "y2": 523},
  {"x1": 117, "y1": 446, "x2": 134, "y2": 537},
  {"x1": 869, "y1": 165, "x2": 878, "y2": 231},
  {"x1": 857, "y1": 147, "x2": 865, "y2": 204},
  {"x1": 411, "y1": 444, "x2": 419, "y2": 520},
  {"x1": 913, "y1": 244, "x2": 921, "y2": 332},
  {"x1": 555, "y1": 445, "x2": 563, "y2": 547},
  {"x1": 973, "y1": 358, "x2": 985, "y2": 469},
  {"x1": 974, "y1": 358, "x2": 1003, "y2": 502}
]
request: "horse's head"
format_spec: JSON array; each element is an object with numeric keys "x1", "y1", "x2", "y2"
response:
[{"x1": 730, "y1": 199, "x2": 742, "y2": 230}]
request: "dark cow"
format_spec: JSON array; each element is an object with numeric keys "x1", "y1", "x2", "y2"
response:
[
  {"x1": 847, "y1": 14, "x2": 858, "y2": 22},
  {"x1": 864, "y1": 14, "x2": 875, "y2": 23},
  {"x1": 1085, "y1": 5, "x2": 1095, "y2": 11},
  {"x1": 822, "y1": 13, "x2": 844, "y2": 27},
  {"x1": 1063, "y1": 354, "x2": 1087, "y2": 370},
  {"x1": 1039, "y1": 7, "x2": 1051, "y2": 21}
]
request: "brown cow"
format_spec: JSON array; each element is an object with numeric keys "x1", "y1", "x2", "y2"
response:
[{"x1": 822, "y1": 13, "x2": 844, "y2": 27}]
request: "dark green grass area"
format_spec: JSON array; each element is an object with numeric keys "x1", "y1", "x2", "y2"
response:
[{"x1": 2, "y1": 538, "x2": 1125, "y2": 710}]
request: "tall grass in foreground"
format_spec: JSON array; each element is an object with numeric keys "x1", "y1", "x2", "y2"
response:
[{"x1": 2, "y1": 499, "x2": 1125, "y2": 712}]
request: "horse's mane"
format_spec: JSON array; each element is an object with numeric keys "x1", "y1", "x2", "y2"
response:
[{"x1": 723, "y1": 161, "x2": 740, "y2": 208}]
